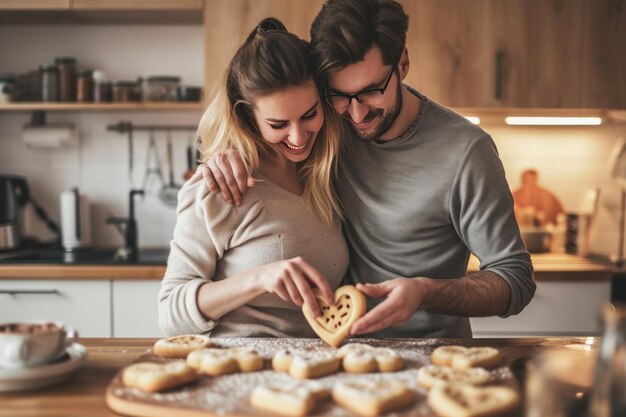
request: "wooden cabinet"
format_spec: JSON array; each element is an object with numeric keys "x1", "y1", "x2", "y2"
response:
[
  {"x1": 406, "y1": 0, "x2": 623, "y2": 109},
  {"x1": 0, "y1": 0, "x2": 69, "y2": 9},
  {"x1": 204, "y1": 0, "x2": 324, "y2": 88},
  {"x1": 404, "y1": 0, "x2": 489, "y2": 108},
  {"x1": 406, "y1": 0, "x2": 589, "y2": 108},
  {"x1": 580, "y1": 0, "x2": 626, "y2": 109},
  {"x1": 72, "y1": 0, "x2": 203, "y2": 10},
  {"x1": 484, "y1": 0, "x2": 585, "y2": 108}
]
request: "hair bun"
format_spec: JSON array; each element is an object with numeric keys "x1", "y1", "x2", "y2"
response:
[{"x1": 257, "y1": 17, "x2": 287, "y2": 33}]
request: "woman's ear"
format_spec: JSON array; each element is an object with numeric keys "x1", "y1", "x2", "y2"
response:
[{"x1": 398, "y1": 47, "x2": 410, "y2": 81}]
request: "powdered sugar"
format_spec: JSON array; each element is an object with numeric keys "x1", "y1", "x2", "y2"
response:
[{"x1": 109, "y1": 338, "x2": 522, "y2": 416}]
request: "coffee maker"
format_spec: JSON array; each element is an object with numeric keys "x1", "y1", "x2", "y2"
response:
[{"x1": 0, "y1": 175, "x2": 29, "y2": 251}]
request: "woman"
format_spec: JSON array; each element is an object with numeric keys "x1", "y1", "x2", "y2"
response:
[{"x1": 158, "y1": 18, "x2": 348, "y2": 338}]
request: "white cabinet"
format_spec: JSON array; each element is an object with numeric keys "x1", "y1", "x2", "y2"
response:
[
  {"x1": 112, "y1": 280, "x2": 162, "y2": 337},
  {"x1": 470, "y1": 281, "x2": 611, "y2": 337},
  {"x1": 0, "y1": 280, "x2": 111, "y2": 337}
]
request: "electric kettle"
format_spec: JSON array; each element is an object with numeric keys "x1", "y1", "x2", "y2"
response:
[{"x1": 0, "y1": 175, "x2": 30, "y2": 251}]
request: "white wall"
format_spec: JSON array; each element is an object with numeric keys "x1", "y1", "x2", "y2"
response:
[
  {"x1": 1, "y1": 24, "x2": 625, "y2": 249},
  {"x1": 0, "y1": 24, "x2": 204, "y2": 248}
]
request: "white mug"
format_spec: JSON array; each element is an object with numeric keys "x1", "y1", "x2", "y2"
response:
[{"x1": 0, "y1": 321, "x2": 78, "y2": 369}]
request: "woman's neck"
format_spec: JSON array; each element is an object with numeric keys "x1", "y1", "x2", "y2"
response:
[{"x1": 259, "y1": 157, "x2": 303, "y2": 195}]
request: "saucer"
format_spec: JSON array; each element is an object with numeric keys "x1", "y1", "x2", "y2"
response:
[{"x1": 0, "y1": 343, "x2": 88, "y2": 392}]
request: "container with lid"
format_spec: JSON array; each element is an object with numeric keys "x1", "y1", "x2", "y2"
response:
[
  {"x1": 0, "y1": 73, "x2": 16, "y2": 103},
  {"x1": 54, "y1": 56, "x2": 77, "y2": 102},
  {"x1": 113, "y1": 81, "x2": 140, "y2": 102},
  {"x1": 40, "y1": 64, "x2": 59, "y2": 102},
  {"x1": 140, "y1": 76, "x2": 180, "y2": 102},
  {"x1": 76, "y1": 69, "x2": 94, "y2": 102}
]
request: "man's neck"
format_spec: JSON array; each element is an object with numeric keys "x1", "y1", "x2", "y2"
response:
[{"x1": 378, "y1": 85, "x2": 421, "y2": 142}]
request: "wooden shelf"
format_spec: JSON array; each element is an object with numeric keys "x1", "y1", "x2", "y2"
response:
[{"x1": 0, "y1": 102, "x2": 204, "y2": 112}]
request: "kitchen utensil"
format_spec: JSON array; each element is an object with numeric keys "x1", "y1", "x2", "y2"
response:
[
  {"x1": 183, "y1": 136, "x2": 196, "y2": 181},
  {"x1": 159, "y1": 131, "x2": 181, "y2": 207},
  {"x1": 60, "y1": 188, "x2": 91, "y2": 251},
  {"x1": 140, "y1": 131, "x2": 166, "y2": 192}
]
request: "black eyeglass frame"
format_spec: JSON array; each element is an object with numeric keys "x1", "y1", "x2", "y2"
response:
[{"x1": 326, "y1": 67, "x2": 395, "y2": 110}]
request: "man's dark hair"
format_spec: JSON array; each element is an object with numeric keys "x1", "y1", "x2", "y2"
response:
[{"x1": 310, "y1": 0, "x2": 409, "y2": 79}]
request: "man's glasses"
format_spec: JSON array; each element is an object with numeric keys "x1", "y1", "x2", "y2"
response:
[{"x1": 326, "y1": 68, "x2": 395, "y2": 111}]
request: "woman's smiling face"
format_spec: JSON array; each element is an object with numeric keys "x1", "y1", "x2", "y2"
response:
[{"x1": 252, "y1": 79, "x2": 324, "y2": 164}]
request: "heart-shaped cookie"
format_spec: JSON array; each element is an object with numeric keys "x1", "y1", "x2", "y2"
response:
[
  {"x1": 431, "y1": 346, "x2": 502, "y2": 369},
  {"x1": 251, "y1": 380, "x2": 330, "y2": 417},
  {"x1": 428, "y1": 383, "x2": 520, "y2": 417},
  {"x1": 332, "y1": 379, "x2": 415, "y2": 417},
  {"x1": 302, "y1": 285, "x2": 367, "y2": 348},
  {"x1": 417, "y1": 365, "x2": 491, "y2": 390}
]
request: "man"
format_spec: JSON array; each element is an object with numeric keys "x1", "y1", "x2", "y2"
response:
[{"x1": 202, "y1": 0, "x2": 535, "y2": 337}]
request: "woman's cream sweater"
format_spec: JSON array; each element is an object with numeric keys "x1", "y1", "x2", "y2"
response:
[{"x1": 158, "y1": 172, "x2": 349, "y2": 338}]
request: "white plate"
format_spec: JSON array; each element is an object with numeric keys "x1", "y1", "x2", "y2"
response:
[{"x1": 0, "y1": 343, "x2": 88, "y2": 392}]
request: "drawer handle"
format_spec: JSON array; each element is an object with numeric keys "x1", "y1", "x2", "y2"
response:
[{"x1": 0, "y1": 290, "x2": 60, "y2": 295}]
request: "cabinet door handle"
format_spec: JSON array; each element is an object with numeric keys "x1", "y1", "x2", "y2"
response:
[
  {"x1": 0, "y1": 290, "x2": 60, "y2": 295},
  {"x1": 495, "y1": 50, "x2": 505, "y2": 101}
]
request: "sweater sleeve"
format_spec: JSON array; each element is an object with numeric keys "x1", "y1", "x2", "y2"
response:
[
  {"x1": 449, "y1": 134, "x2": 536, "y2": 317},
  {"x1": 158, "y1": 171, "x2": 260, "y2": 336}
]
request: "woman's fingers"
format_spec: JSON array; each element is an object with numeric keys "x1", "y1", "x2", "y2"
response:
[
  {"x1": 290, "y1": 267, "x2": 321, "y2": 317},
  {"x1": 282, "y1": 272, "x2": 304, "y2": 307},
  {"x1": 295, "y1": 258, "x2": 335, "y2": 306}
]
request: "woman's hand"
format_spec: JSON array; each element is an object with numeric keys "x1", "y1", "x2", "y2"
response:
[{"x1": 254, "y1": 257, "x2": 335, "y2": 317}]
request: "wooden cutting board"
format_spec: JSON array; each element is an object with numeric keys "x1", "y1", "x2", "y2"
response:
[{"x1": 105, "y1": 338, "x2": 525, "y2": 417}]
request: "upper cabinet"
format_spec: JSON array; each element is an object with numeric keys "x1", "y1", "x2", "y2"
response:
[
  {"x1": 580, "y1": 0, "x2": 626, "y2": 109},
  {"x1": 0, "y1": 0, "x2": 203, "y2": 24},
  {"x1": 406, "y1": 0, "x2": 625, "y2": 109},
  {"x1": 0, "y1": 0, "x2": 69, "y2": 9},
  {"x1": 71, "y1": 0, "x2": 203, "y2": 10}
]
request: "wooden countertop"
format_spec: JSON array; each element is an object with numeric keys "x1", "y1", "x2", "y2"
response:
[
  {"x1": 0, "y1": 253, "x2": 610, "y2": 281},
  {"x1": 0, "y1": 337, "x2": 597, "y2": 416},
  {"x1": 467, "y1": 253, "x2": 612, "y2": 281},
  {"x1": 0, "y1": 265, "x2": 166, "y2": 280}
]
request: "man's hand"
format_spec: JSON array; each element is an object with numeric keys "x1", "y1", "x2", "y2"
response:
[
  {"x1": 200, "y1": 150, "x2": 255, "y2": 206},
  {"x1": 350, "y1": 277, "x2": 427, "y2": 335}
]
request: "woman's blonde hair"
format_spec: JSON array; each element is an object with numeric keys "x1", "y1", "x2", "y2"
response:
[{"x1": 197, "y1": 17, "x2": 343, "y2": 224}]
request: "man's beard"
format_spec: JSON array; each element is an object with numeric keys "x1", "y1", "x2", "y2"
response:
[{"x1": 345, "y1": 81, "x2": 403, "y2": 142}]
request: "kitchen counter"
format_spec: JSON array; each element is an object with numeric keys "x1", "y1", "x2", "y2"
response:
[
  {"x1": 0, "y1": 252, "x2": 610, "y2": 281},
  {"x1": 468, "y1": 253, "x2": 612, "y2": 281},
  {"x1": 0, "y1": 248, "x2": 168, "y2": 280},
  {"x1": 0, "y1": 337, "x2": 596, "y2": 416}
]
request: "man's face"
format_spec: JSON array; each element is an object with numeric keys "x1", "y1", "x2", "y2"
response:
[{"x1": 326, "y1": 46, "x2": 401, "y2": 142}]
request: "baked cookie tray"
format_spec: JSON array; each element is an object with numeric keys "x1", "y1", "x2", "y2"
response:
[{"x1": 106, "y1": 337, "x2": 528, "y2": 417}]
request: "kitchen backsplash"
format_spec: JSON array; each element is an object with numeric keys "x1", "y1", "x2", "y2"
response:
[{"x1": 1, "y1": 24, "x2": 625, "y2": 249}]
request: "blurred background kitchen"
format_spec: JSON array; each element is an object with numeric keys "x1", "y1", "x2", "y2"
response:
[{"x1": 0, "y1": 0, "x2": 624, "y2": 337}]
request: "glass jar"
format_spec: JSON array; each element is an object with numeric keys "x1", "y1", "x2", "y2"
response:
[
  {"x1": 40, "y1": 64, "x2": 59, "y2": 102},
  {"x1": 0, "y1": 73, "x2": 16, "y2": 103},
  {"x1": 76, "y1": 69, "x2": 94, "y2": 102},
  {"x1": 140, "y1": 76, "x2": 180, "y2": 102},
  {"x1": 588, "y1": 304, "x2": 626, "y2": 417},
  {"x1": 113, "y1": 81, "x2": 140, "y2": 103},
  {"x1": 54, "y1": 56, "x2": 77, "y2": 102}
]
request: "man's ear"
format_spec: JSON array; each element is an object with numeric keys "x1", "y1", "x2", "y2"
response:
[{"x1": 398, "y1": 47, "x2": 410, "y2": 80}]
